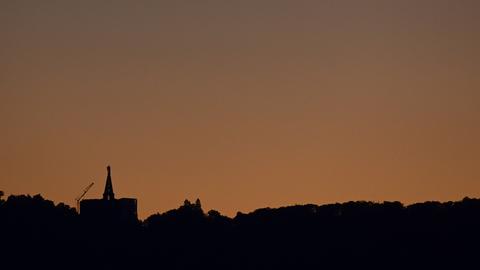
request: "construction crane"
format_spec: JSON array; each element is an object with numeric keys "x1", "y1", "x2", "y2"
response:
[{"x1": 76, "y1": 182, "x2": 94, "y2": 213}]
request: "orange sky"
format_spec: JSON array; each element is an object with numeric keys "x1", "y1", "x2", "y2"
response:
[{"x1": 1, "y1": 1, "x2": 480, "y2": 218}]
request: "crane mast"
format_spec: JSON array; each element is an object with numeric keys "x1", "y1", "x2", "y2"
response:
[{"x1": 76, "y1": 182, "x2": 94, "y2": 213}]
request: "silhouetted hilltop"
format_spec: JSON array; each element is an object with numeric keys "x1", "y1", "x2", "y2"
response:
[{"x1": 1, "y1": 194, "x2": 480, "y2": 269}]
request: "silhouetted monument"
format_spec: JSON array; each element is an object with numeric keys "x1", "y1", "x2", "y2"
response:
[
  {"x1": 80, "y1": 166, "x2": 137, "y2": 222},
  {"x1": 103, "y1": 166, "x2": 115, "y2": 200}
]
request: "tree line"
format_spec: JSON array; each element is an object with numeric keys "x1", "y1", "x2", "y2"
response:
[{"x1": 1, "y1": 191, "x2": 479, "y2": 269}]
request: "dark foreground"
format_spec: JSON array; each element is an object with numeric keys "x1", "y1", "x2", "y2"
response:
[{"x1": 1, "y1": 194, "x2": 480, "y2": 269}]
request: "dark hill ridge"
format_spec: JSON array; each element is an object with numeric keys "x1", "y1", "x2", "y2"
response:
[{"x1": 1, "y1": 193, "x2": 480, "y2": 269}]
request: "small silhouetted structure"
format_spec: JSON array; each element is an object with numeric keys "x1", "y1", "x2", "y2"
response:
[{"x1": 80, "y1": 166, "x2": 137, "y2": 223}]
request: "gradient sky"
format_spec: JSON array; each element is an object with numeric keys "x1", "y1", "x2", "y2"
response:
[{"x1": 1, "y1": 0, "x2": 480, "y2": 218}]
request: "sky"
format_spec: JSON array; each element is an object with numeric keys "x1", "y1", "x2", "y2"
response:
[{"x1": 1, "y1": 0, "x2": 480, "y2": 218}]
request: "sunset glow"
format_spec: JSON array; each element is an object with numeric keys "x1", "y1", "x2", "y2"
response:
[{"x1": 2, "y1": 1, "x2": 479, "y2": 218}]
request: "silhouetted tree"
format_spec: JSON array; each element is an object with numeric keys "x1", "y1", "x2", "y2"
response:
[
  {"x1": 2, "y1": 194, "x2": 480, "y2": 269},
  {"x1": 195, "y1": 198, "x2": 201, "y2": 209}
]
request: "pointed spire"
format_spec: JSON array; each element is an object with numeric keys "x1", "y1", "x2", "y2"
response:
[{"x1": 103, "y1": 165, "x2": 115, "y2": 200}]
